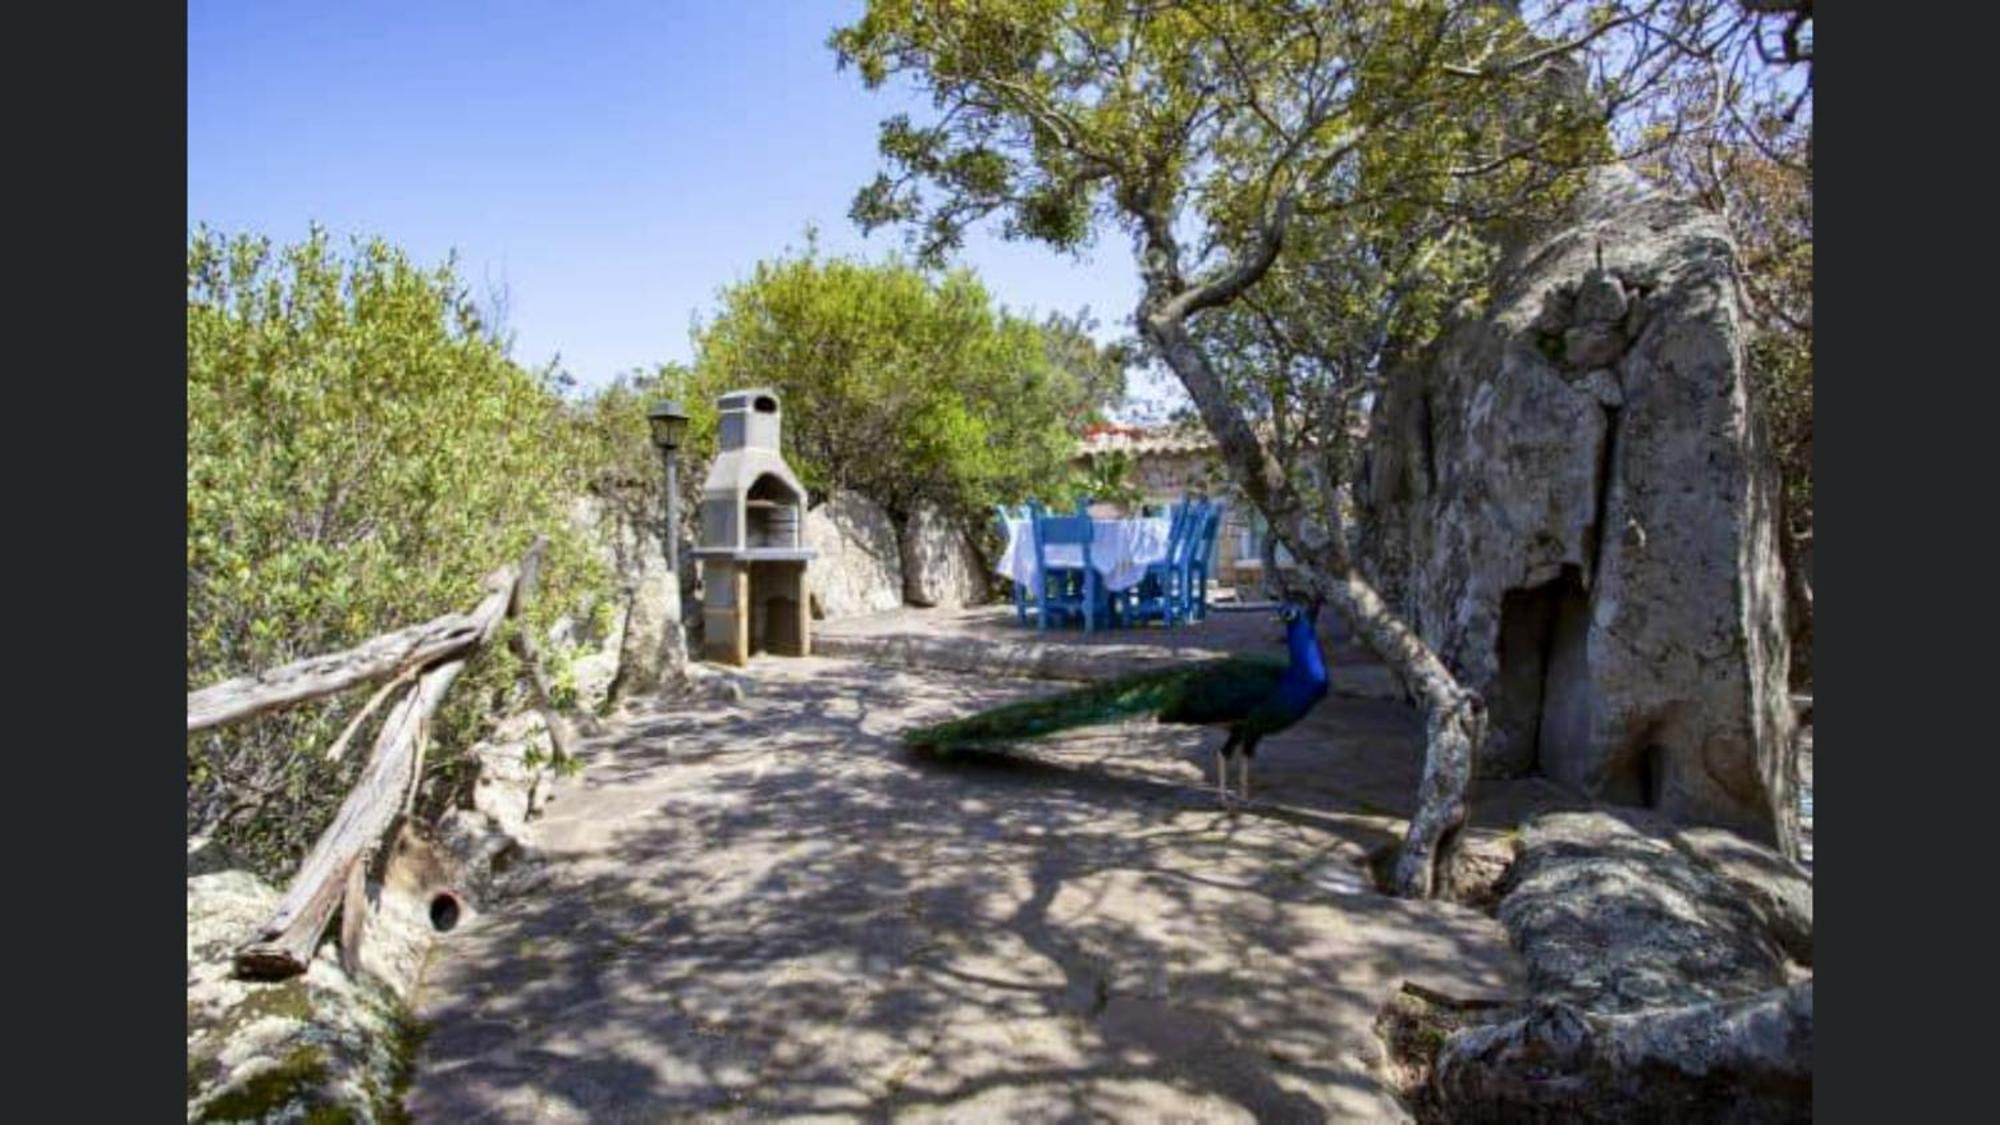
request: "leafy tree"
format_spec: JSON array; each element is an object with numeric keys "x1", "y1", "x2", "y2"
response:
[
  {"x1": 679, "y1": 240, "x2": 1126, "y2": 525},
  {"x1": 1037, "y1": 307, "x2": 1135, "y2": 421},
  {"x1": 830, "y1": 0, "x2": 1733, "y2": 895},
  {"x1": 836, "y1": 0, "x2": 1815, "y2": 889},
  {"x1": 187, "y1": 226, "x2": 611, "y2": 877},
  {"x1": 565, "y1": 361, "x2": 704, "y2": 555}
]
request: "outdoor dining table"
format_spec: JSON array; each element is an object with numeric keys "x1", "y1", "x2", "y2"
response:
[{"x1": 996, "y1": 516, "x2": 1174, "y2": 596}]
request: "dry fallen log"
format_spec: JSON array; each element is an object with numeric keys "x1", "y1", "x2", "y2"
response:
[
  {"x1": 219, "y1": 537, "x2": 587, "y2": 980},
  {"x1": 233, "y1": 564, "x2": 519, "y2": 979},
  {"x1": 189, "y1": 611, "x2": 488, "y2": 733}
]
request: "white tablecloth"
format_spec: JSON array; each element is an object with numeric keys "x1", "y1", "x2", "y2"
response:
[{"x1": 996, "y1": 517, "x2": 1172, "y2": 595}]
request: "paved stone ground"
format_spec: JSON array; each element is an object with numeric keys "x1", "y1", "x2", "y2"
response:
[
  {"x1": 409, "y1": 624, "x2": 1585, "y2": 1121},
  {"x1": 813, "y1": 599, "x2": 1402, "y2": 700}
]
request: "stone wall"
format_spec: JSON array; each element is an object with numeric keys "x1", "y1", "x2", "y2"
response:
[
  {"x1": 1358, "y1": 166, "x2": 1797, "y2": 854},
  {"x1": 564, "y1": 493, "x2": 691, "y2": 702},
  {"x1": 804, "y1": 491, "x2": 907, "y2": 618},
  {"x1": 900, "y1": 500, "x2": 988, "y2": 608}
]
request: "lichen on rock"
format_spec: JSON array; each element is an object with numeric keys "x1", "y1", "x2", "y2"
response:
[{"x1": 187, "y1": 872, "x2": 414, "y2": 1123}]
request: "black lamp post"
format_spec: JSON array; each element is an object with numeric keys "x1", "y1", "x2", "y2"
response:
[{"x1": 647, "y1": 401, "x2": 690, "y2": 577}]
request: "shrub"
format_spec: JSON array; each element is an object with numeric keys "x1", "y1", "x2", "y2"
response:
[{"x1": 187, "y1": 226, "x2": 611, "y2": 878}]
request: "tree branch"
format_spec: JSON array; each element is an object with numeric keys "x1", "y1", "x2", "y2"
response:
[{"x1": 1160, "y1": 192, "x2": 1297, "y2": 321}]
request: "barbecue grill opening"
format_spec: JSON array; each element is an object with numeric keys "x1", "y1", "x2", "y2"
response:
[{"x1": 744, "y1": 473, "x2": 802, "y2": 549}]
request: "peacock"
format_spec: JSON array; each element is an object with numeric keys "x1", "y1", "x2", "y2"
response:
[{"x1": 904, "y1": 600, "x2": 1332, "y2": 803}]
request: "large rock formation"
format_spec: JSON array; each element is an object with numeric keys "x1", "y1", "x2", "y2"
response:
[
  {"x1": 900, "y1": 501, "x2": 988, "y2": 608},
  {"x1": 1360, "y1": 166, "x2": 1797, "y2": 854},
  {"x1": 804, "y1": 491, "x2": 905, "y2": 618}
]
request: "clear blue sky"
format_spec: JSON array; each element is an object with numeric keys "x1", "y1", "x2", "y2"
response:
[{"x1": 188, "y1": 0, "x2": 1155, "y2": 397}]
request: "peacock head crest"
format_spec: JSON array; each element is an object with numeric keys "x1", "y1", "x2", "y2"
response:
[{"x1": 1277, "y1": 597, "x2": 1323, "y2": 629}]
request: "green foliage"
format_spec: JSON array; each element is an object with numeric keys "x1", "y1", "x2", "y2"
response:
[
  {"x1": 833, "y1": 1, "x2": 1606, "y2": 271},
  {"x1": 831, "y1": 0, "x2": 1618, "y2": 572},
  {"x1": 1196, "y1": 213, "x2": 1501, "y2": 498},
  {"x1": 1071, "y1": 448, "x2": 1146, "y2": 513},
  {"x1": 835, "y1": 1, "x2": 1810, "y2": 628},
  {"x1": 679, "y1": 239, "x2": 1125, "y2": 522},
  {"x1": 560, "y1": 362, "x2": 701, "y2": 573},
  {"x1": 187, "y1": 225, "x2": 613, "y2": 878}
]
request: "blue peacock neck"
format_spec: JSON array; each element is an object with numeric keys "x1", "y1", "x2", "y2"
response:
[{"x1": 1283, "y1": 616, "x2": 1330, "y2": 693}]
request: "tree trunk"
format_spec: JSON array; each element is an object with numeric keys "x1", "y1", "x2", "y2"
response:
[
  {"x1": 1143, "y1": 309, "x2": 1484, "y2": 898},
  {"x1": 1318, "y1": 567, "x2": 1487, "y2": 898}
]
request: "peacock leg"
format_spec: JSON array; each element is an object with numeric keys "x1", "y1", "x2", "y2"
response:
[
  {"x1": 1215, "y1": 730, "x2": 1239, "y2": 806},
  {"x1": 1238, "y1": 736, "x2": 1261, "y2": 803}
]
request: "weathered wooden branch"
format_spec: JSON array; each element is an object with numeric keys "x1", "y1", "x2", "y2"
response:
[
  {"x1": 337, "y1": 844, "x2": 372, "y2": 978},
  {"x1": 505, "y1": 538, "x2": 580, "y2": 764},
  {"x1": 324, "y1": 666, "x2": 419, "y2": 763},
  {"x1": 189, "y1": 610, "x2": 488, "y2": 733},
  {"x1": 233, "y1": 564, "x2": 520, "y2": 980},
  {"x1": 233, "y1": 655, "x2": 473, "y2": 977},
  {"x1": 214, "y1": 535, "x2": 592, "y2": 980}
]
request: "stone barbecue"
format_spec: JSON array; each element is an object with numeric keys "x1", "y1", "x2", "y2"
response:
[{"x1": 691, "y1": 388, "x2": 817, "y2": 665}]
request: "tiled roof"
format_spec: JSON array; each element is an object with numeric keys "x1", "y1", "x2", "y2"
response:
[{"x1": 1075, "y1": 423, "x2": 1216, "y2": 457}]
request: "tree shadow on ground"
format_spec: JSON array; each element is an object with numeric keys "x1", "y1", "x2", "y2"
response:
[{"x1": 410, "y1": 658, "x2": 1577, "y2": 1121}]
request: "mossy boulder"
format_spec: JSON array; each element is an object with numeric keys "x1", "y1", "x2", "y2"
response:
[{"x1": 186, "y1": 871, "x2": 418, "y2": 1123}]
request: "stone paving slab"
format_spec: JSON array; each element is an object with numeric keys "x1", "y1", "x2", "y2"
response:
[
  {"x1": 814, "y1": 604, "x2": 1403, "y2": 699},
  {"x1": 409, "y1": 656, "x2": 1578, "y2": 1122}
]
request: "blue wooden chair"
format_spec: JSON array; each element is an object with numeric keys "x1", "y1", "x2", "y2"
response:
[
  {"x1": 1030, "y1": 511, "x2": 1104, "y2": 633},
  {"x1": 1185, "y1": 503, "x2": 1225, "y2": 621},
  {"x1": 1123, "y1": 498, "x2": 1198, "y2": 627}
]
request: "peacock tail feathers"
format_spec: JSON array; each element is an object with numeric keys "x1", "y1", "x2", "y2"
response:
[{"x1": 904, "y1": 654, "x2": 1286, "y2": 754}]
